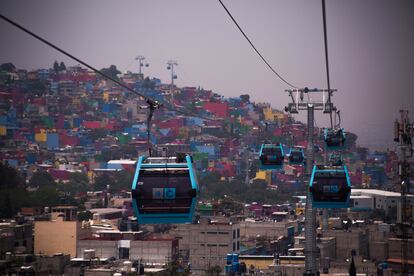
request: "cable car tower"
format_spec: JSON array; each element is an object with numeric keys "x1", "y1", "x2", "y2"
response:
[
  {"x1": 135, "y1": 55, "x2": 149, "y2": 76},
  {"x1": 285, "y1": 87, "x2": 337, "y2": 276},
  {"x1": 394, "y1": 109, "x2": 413, "y2": 276},
  {"x1": 167, "y1": 60, "x2": 178, "y2": 86}
]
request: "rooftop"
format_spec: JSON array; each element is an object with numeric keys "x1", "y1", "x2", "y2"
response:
[{"x1": 352, "y1": 189, "x2": 414, "y2": 197}]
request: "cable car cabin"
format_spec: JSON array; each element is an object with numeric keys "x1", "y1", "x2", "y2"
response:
[
  {"x1": 329, "y1": 153, "x2": 343, "y2": 166},
  {"x1": 259, "y1": 144, "x2": 284, "y2": 170},
  {"x1": 309, "y1": 165, "x2": 351, "y2": 208},
  {"x1": 131, "y1": 155, "x2": 198, "y2": 224},
  {"x1": 288, "y1": 147, "x2": 305, "y2": 164},
  {"x1": 324, "y1": 128, "x2": 346, "y2": 149}
]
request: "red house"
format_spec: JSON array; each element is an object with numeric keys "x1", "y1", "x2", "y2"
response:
[{"x1": 203, "y1": 102, "x2": 229, "y2": 118}]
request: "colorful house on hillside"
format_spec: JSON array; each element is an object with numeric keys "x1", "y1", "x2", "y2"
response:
[
  {"x1": 203, "y1": 102, "x2": 229, "y2": 118},
  {"x1": 209, "y1": 162, "x2": 236, "y2": 178}
]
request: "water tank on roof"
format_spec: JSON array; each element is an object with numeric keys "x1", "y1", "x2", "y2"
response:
[{"x1": 84, "y1": 249, "x2": 96, "y2": 259}]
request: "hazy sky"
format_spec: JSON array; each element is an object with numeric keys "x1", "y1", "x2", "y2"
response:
[{"x1": 1, "y1": 0, "x2": 413, "y2": 150}]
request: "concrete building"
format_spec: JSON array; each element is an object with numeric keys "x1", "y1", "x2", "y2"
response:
[
  {"x1": 321, "y1": 228, "x2": 369, "y2": 261},
  {"x1": 0, "y1": 221, "x2": 33, "y2": 255},
  {"x1": 169, "y1": 220, "x2": 240, "y2": 272},
  {"x1": 77, "y1": 231, "x2": 178, "y2": 265},
  {"x1": 34, "y1": 207, "x2": 90, "y2": 257},
  {"x1": 239, "y1": 219, "x2": 297, "y2": 240},
  {"x1": 351, "y1": 189, "x2": 414, "y2": 221}
]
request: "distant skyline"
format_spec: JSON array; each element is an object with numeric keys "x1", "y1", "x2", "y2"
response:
[{"x1": 1, "y1": 0, "x2": 413, "y2": 150}]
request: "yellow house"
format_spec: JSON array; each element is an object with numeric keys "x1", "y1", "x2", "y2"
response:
[
  {"x1": 0, "y1": 126, "x2": 6, "y2": 136},
  {"x1": 103, "y1": 91, "x2": 110, "y2": 102},
  {"x1": 34, "y1": 129, "x2": 47, "y2": 142},
  {"x1": 254, "y1": 170, "x2": 272, "y2": 185},
  {"x1": 263, "y1": 107, "x2": 287, "y2": 124}
]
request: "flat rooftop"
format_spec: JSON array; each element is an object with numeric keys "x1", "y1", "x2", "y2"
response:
[{"x1": 352, "y1": 189, "x2": 414, "y2": 197}]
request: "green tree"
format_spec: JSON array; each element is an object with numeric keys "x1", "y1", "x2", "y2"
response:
[
  {"x1": 77, "y1": 210, "x2": 93, "y2": 221},
  {"x1": 57, "y1": 172, "x2": 89, "y2": 196},
  {"x1": 59, "y1": 61, "x2": 66, "y2": 71},
  {"x1": 93, "y1": 171, "x2": 133, "y2": 192},
  {"x1": 239, "y1": 94, "x2": 250, "y2": 103},
  {"x1": 142, "y1": 77, "x2": 155, "y2": 90},
  {"x1": 29, "y1": 187, "x2": 60, "y2": 207},
  {"x1": 206, "y1": 265, "x2": 222, "y2": 275},
  {"x1": 0, "y1": 62, "x2": 16, "y2": 72},
  {"x1": 100, "y1": 65, "x2": 121, "y2": 79},
  {"x1": 29, "y1": 171, "x2": 55, "y2": 188},
  {"x1": 89, "y1": 128, "x2": 108, "y2": 141},
  {"x1": 0, "y1": 163, "x2": 23, "y2": 189},
  {"x1": 53, "y1": 60, "x2": 60, "y2": 73}
]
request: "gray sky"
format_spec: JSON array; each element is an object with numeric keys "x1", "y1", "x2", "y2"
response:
[{"x1": 1, "y1": 0, "x2": 413, "y2": 150}]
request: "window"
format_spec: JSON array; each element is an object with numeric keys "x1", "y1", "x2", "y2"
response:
[
  {"x1": 237, "y1": 229, "x2": 240, "y2": 238},
  {"x1": 237, "y1": 241, "x2": 240, "y2": 251},
  {"x1": 233, "y1": 242, "x2": 236, "y2": 251},
  {"x1": 233, "y1": 230, "x2": 236, "y2": 239}
]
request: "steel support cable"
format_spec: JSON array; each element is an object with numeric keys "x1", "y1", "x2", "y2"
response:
[
  {"x1": 218, "y1": 0, "x2": 299, "y2": 89},
  {"x1": 0, "y1": 13, "x2": 218, "y2": 122},
  {"x1": 321, "y1": 0, "x2": 334, "y2": 129}
]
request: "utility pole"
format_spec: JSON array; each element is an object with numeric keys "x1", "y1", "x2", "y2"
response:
[
  {"x1": 394, "y1": 109, "x2": 413, "y2": 276},
  {"x1": 167, "y1": 60, "x2": 178, "y2": 86},
  {"x1": 245, "y1": 149, "x2": 251, "y2": 186},
  {"x1": 285, "y1": 87, "x2": 337, "y2": 276},
  {"x1": 136, "y1": 55, "x2": 149, "y2": 75},
  {"x1": 322, "y1": 142, "x2": 329, "y2": 231}
]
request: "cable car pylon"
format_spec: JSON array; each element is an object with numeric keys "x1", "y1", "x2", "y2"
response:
[
  {"x1": 285, "y1": 87, "x2": 338, "y2": 276},
  {"x1": 394, "y1": 109, "x2": 413, "y2": 276}
]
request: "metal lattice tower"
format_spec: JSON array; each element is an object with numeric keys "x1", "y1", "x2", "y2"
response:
[
  {"x1": 285, "y1": 87, "x2": 337, "y2": 276},
  {"x1": 394, "y1": 110, "x2": 413, "y2": 276},
  {"x1": 167, "y1": 60, "x2": 178, "y2": 86},
  {"x1": 135, "y1": 55, "x2": 149, "y2": 75}
]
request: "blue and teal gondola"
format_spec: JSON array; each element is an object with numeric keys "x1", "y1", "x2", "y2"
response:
[
  {"x1": 131, "y1": 155, "x2": 198, "y2": 224},
  {"x1": 309, "y1": 165, "x2": 351, "y2": 208}
]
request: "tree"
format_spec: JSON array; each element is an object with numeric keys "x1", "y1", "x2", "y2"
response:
[
  {"x1": 89, "y1": 128, "x2": 108, "y2": 141},
  {"x1": 29, "y1": 171, "x2": 55, "y2": 188},
  {"x1": 240, "y1": 94, "x2": 250, "y2": 103},
  {"x1": 206, "y1": 265, "x2": 222, "y2": 275},
  {"x1": 57, "y1": 172, "x2": 89, "y2": 196},
  {"x1": 0, "y1": 162, "x2": 24, "y2": 189},
  {"x1": 53, "y1": 60, "x2": 60, "y2": 73},
  {"x1": 100, "y1": 65, "x2": 121, "y2": 79},
  {"x1": 29, "y1": 187, "x2": 60, "y2": 206},
  {"x1": 0, "y1": 62, "x2": 16, "y2": 72},
  {"x1": 59, "y1": 61, "x2": 66, "y2": 71},
  {"x1": 142, "y1": 77, "x2": 155, "y2": 90},
  {"x1": 77, "y1": 210, "x2": 93, "y2": 221}
]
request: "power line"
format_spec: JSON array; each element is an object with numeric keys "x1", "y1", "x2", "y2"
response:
[
  {"x1": 321, "y1": 0, "x2": 334, "y2": 129},
  {"x1": 217, "y1": 0, "x2": 298, "y2": 89},
  {"x1": 0, "y1": 13, "x2": 218, "y2": 122}
]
